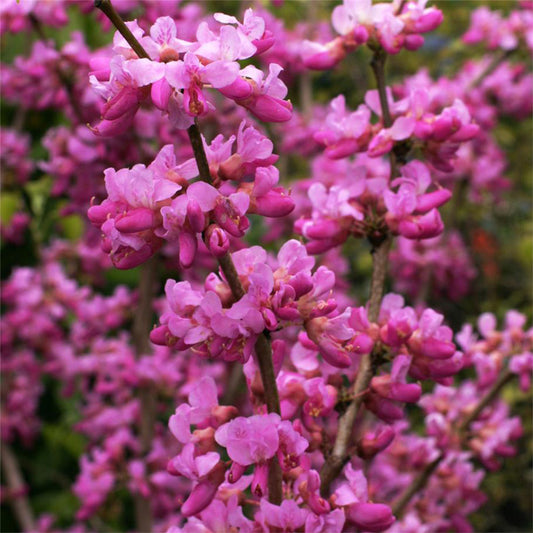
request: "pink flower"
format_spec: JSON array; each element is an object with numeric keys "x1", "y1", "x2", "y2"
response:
[
  {"x1": 215, "y1": 413, "x2": 280, "y2": 466},
  {"x1": 165, "y1": 52, "x2": 239, "y2": 116},
  {"x1": 259, "y1": 499, "x2": 309, "y2": 532}
]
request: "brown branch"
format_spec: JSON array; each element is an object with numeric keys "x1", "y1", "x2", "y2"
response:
[
  {"x1": 96, "y1": 0, "x2": 282, "y2": 504},
  {"x1": 391, "y1": 454, "x2": 442, "y2": 517},
  {"x1": 370, "y1": 47, "x2": 400, "y2": 179},
  {"x1": 367, "y1": 235, "x2": 393, "y2": 323},
  {"x1": 319, "y1": 235, "x2": 392, "y2": 495},
  {"x1": 392, "y1": 369, "x2": 515, "y2": 518},
  {"x1": 187, "y1": 122, "x2": 212, "y2": 184},
  {"x1": 457, "y1": 369, "x2": 514, "y2": 434},
  {"x1": 1, "y1": 444, "x2": 36, "y2": 532}
]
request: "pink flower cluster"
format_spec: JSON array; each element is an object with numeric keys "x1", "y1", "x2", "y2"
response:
[
  {"x1": 90, "y1": 10, "x2": 292, "y2": 136},
  {"x1": 390, "y1": 232, "x2": 476, "y2": 302},
  {"x1": 88, "y1": 122, "x2": 294, "y2": 269},
  {"x1": 167, "y1": 375, "x2": 400, "y2": 532},
  {"x1": 296, "y1": 159, "x2": 451, "y2": 253},
  {"x1": 151, "y1": 240, "x2": 340, "y2": 362},
  {"x1": 463, "y1": 4, "x2": 533, "y2": 52},
  {"x1": 314, "y1": 89, "x2": 479, "y2": 171},
  {"x1": 302, "y1": 0, "x2": 443, "y2": 69},
  {"x1": 0, "y1": 128, "x2": 34, "y2": 185}
]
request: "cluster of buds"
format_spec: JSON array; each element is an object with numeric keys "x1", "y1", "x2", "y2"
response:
[{"x1": 463, "y1": 4, "x2": 533, "y2": 52}]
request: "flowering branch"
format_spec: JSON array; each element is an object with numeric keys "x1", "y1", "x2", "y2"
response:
[
  {"x1": 29, "y1": 14, "x2": 85, "y2": 123},
  {"x1": 187, "y1": 121, "x2": 282, "y2": 503},
  {"x1": 392, "y1": 369, "x2": 515, "y2": 518},
  {"x1": 1, "y1": 444, "x2": 35, "y2": 532}
]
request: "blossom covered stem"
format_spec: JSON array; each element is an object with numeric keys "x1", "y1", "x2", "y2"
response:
[
  {"x1": 319, "y1": 236, "x2": 392, "y2": 495},
  {"x1": 457, "y1": 369, "x2": 514, "y2": 433},
  {"x1": 392, "y1": 369, "x2": 516, "y2": 518},
  {"x1": 1, "y1": 444, "x2": 36, "y2": 532}
]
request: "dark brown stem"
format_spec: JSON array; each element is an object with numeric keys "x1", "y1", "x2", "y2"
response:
[
  {"x1": 187, "y1": 122, "x2": 212, "y2": 183},
  {"x1": 94, "y1": 0, "x2": 149, "y2": 59},
  {"x1": 370, "y1": 48, "x2": 392, "y2": 128},
  {"x1": 396, "y1": 0, "x2": 408, "y2": 15},
  {"x1": 131, "y1": 257, "x2": 157, "y2": 533},
  {"x1": 217, "y1": 252, "x2": 245, "y2": 300},
  {"x1": 392, "y1": 370, "x2": 515, "y2": 518},
  {"x1": 1, "y1": 444, "x2": 35, "y2": 532}
]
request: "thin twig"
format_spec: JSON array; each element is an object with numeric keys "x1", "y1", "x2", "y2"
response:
[
  {"x1": 1, "y1": 444, "x2": 36, "y2": 532},
  {"x1": 469, "y1": 49, "x2": 513, "y2": 90},
  {"x1": 392, "y1": 369, "x2": 515, "y2": 518},
  {"x1": 95, "y1": 0, "x2": 149, "y2": 59},
  {"x1": 29, "y1": 15, "x2": 85, "y2": 123}
]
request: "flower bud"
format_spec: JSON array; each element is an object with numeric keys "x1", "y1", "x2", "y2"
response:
[
  {"x1": 415, "y1": 189, "x2": 452, "y2": 213},
  {"x1": 115, "y1": 207, "x2": 155, "y2": 233},
  {"x1": 181, "y1": 461, "x2": 226, "y2": 517},
  {"x1": 347, "y1": 502, "x2": 395, "y2": 532},
  {"x1": 205, "y1": 225, "x2": 230, "y2": 257},
  {"x1": 357, "y1": 426, "x2": 395, "y2": 460},
  {"x1": 151, "y1": 78, "x2": 172, "y2": 110},
  {"x1": 178, "y1": 231, "x2": 197, "y2": 269},
  {"x1": 253, "y1": 190, "x2": 295, "y2": 217},
  {"x1": 251, "y1": 463, "x2": 269, "y2": 497}
]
